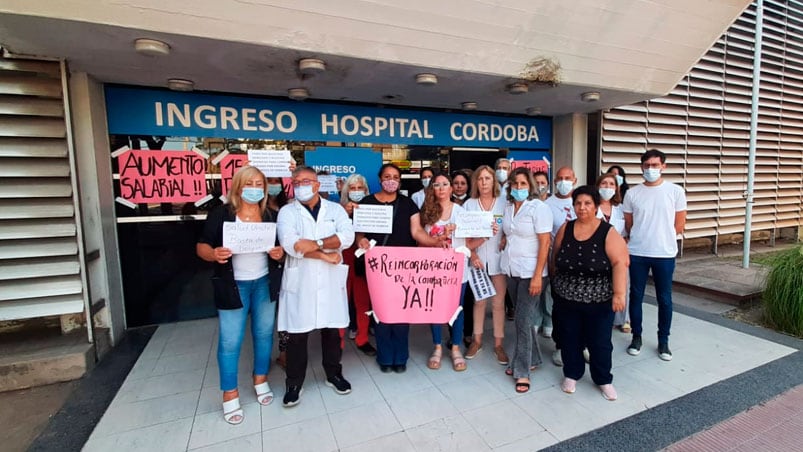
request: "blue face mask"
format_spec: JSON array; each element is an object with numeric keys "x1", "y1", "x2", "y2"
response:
[
  {"x1": 348, "y1": 190, "x2": 366, "y2": 202},
  {"x1": 294, "y1": 184, "x2": 315, "y2": 202},
  {"x1": 241, "y1": 187, "x2": 264, "y2": 204},
  {"x1": 511, "y1": 188, "x2": 529, "y2": 202},
  {"x1": 267, "y1": 184, "x2": 283, "y2": 196},
  {"x1": 615, "y1": 175, "x2": 624, "y2": 186}
]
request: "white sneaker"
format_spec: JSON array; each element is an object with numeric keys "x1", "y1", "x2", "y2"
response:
[
  {"x1": 552, "y1": 349, "x2": 563, "y2": 367},
  {"x1": 541, "y1": 327, "x2": 553, "y2": 338}
]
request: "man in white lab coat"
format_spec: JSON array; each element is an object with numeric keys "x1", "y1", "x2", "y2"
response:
[{"x1": 277, "y1": 166, "x2": 355, "y2": 407}]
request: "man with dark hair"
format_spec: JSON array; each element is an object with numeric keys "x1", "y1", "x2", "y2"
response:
[
  {"x1": 277, "y1": 166, "x2": 355, "y2": 406},
  {"x1": 623, "y1": 149, "x2": 687, "y2": 361}
]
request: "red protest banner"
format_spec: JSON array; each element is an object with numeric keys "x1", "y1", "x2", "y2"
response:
[
  {"x1": 118, "y1": 150, "x2": 207, "y2": 203},
  {"x1": 511, "y1": 159, "x2": 549, "y2": 173},
  {"x1": 365, "y1": 246, "x2": 464, "y2": 324},
  {"x1": 220, "y1": 153, "x2": 248, "y2": 196}
]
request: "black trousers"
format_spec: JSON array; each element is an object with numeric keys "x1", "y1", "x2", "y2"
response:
[
  {"x1": 554, "y1": 299, "x2": 614, "y2": 385},
  {"x1": 285, "y1": 328, "x2": 342, "y2": 387}
]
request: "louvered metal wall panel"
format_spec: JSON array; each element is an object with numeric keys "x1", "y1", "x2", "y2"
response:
[
  {"x1": 601, "y1": 1, "x2": 803, "y2": 243},
  {"x1": 0, "y1": 56, "x2": 85, "y2": 320}
]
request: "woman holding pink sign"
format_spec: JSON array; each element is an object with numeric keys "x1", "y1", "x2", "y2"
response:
[
  {"x1": 420, "y1": 172, "x2": 470, "y2": 372},
  {"x1": 355, "y1": 164, "x2": 446, "y2": 373},
  {"x1": 197, "y1": 165, "x2": 285, "y2": 424},
  {"x1": 462, "y1": 165, "x2": 509, "y2": 366}
]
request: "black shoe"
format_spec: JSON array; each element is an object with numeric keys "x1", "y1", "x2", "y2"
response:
[
  {"x1": 379, "y1": 364, "x2": 393, "y2": 373},
  {"x1": 627, "y1": 335, "x2": 642, "y2": 356},
  {"x1": 326, "y1": 375, "x2": 352, "y2": 395},
  {"x1": 393, "y1": 364, "x2": 407, "y2": 373},
  {"x1": 357, "y1": 342, "x2": 377, "y2": 356},
  {"x1": 282, "y1": 385, "x2": 303, "y2": 407},
  {"x1": 658, "y1": 343, "x2": 673, "y2": 361}
]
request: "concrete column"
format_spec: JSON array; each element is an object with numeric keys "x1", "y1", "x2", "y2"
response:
[
  {"x1": 68, "y1": 73, "x2": 126, "y2": 345},
  {"x1": 551, "y1": 113, "x2": 588, "y2": 185}
]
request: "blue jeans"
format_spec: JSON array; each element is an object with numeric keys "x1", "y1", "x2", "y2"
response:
[
  {"x1": 431, "y1": 283, "x2": 467, "y2": 346},
  {"x1": 217, "y1": 275, "x2": 275, "y2": 391},
  {"x1": 628, "y1": 255, "x2": 675, "y2": 344}
]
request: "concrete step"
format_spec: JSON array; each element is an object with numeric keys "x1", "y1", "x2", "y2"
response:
[
  {"x1": 0, "y1": 328, "x2": 95, "y2": 392},
  {"x1": 673, "y1": 258, "x2": 767, "y2": 307}
]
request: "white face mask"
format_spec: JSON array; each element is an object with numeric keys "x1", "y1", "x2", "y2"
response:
[
  {"x1": 556, "y1": 180, "x2": 573, "y2": 196},
  {"x1": 615, "y1": 175, "x2": 624, "y2": 186},
  {"x1": 599, "y1": 187, "x2": 616, "y2": 201},
  {"x1": 495, "y1": 169, "x2": 508, "y2": 183},
  {"x1": 294, "y1": 184, "x2": 315, "y2": 202},
  {"x1": 421, "y1": 177, "x2": 431, "y2": 188},
  {"x1": 643, "y1": 168, "x2": 662, "y2": 183}
]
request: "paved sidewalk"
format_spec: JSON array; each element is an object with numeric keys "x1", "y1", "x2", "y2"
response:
[
  {"x1": 665, "y1": 384, "x2": 803, "y2": 451},
  {"x1": 80, "y1": 303, "x2": 795, "y2": 451}
]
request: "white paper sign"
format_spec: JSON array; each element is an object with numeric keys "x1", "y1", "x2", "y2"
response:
[
  {"x1": 352, "y1": 205, "x2": 393, "y2": 234},
  {"x1": 223, "y1": 221, "x2": 277, "y2": 254},
  {"x1": 455, "y1": 211, "x2": 494, "y2": 238},
  {"x1": 247, "y1": 149, "x2": 292, "y2": 177},
  {"x1": 318, "y1": 175, "x2": 338, "y2": 193},
  {"x1": 468, "y1": 266, "x2": 497, "y2": 300}
]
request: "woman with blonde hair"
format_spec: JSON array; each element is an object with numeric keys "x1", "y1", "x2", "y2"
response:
[
  {"x1": 197, "y1": 165, "x2": 285, "y2": 424},
  {"x1": 339, "y1": 174, "x2": 376, "y2": 355},
  {"x1": 462, "y1": 165, "x2": 509, "y2": 365}
]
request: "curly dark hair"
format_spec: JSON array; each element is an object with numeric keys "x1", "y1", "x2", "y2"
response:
[{"x1": 419, "y1": 172, "x2": 452, "y2": 227}]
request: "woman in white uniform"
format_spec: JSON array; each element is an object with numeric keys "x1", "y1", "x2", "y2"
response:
[{"x1": 462, "y1": 165, "x2": 509, "y2": 365}]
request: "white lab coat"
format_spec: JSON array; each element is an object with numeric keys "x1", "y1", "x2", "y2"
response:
[{"x1": 276, "y1": 197, "x2": 355, "y2": 333}]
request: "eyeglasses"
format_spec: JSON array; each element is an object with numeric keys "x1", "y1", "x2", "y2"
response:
[
  {"x1": 431, "y1": 182, "x2": 450, "y2": 188},
  {"x1": 291, "y1": 179, "x2": 316, "y2": 187}
]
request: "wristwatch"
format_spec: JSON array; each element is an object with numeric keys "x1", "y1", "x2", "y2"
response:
[{"x1": 316, "y1": 239, "x2": 324, "y2": 249}]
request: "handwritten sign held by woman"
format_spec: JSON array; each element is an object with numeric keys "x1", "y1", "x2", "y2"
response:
[
  {"x1": 365, "y1": 246, "x2": 464, "y2": 324},
  {"x1": 222, "y1": 222, "x2": 277, "y2": 254}
]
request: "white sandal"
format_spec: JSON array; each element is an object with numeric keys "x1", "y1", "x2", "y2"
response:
[
  {"x1": 222, "y1": 398, "x2": 244, "y2": 425},
  {"x1": 254, "y1": 382, "x2": 274, "y2": 406}
]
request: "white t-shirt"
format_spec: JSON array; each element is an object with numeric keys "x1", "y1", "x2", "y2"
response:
[
  {"x1": 597, "y1": 204, "x2": 626, "y2": 237},
  {"x1": 544, "y1": 195, "x2": 576, "y2": 238},
  {"x1": 231, "y1": 217, "x2": 269, "y2": 281},
  {"x1": 500, "y1": 199, "x2": 553, "y2": 278},
  {"x1": 411, "y1": 189, "x2": 426, "y2": 208},
  {"x1": 463, "y1": 196, "x2": 506, "y2": 275},
  {"x1": 424, "y1": 203, "x2": 469, "y2": 283},
  {"x1": 622, "y1": 181, "x2": 687, "y2": 258}
]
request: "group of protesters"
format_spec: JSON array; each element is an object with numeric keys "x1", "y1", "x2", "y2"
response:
[{"x1": 197, "y1": 148, "x2": 687, "y2": 425}]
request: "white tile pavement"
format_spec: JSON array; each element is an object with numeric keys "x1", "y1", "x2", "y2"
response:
[{"x1": 83, "y1": 305, "x2": 796, "y2": 451}]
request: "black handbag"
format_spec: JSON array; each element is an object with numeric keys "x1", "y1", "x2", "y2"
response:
[{"x1": 211, "y1": 276, "x2": 243, "y2": 310}]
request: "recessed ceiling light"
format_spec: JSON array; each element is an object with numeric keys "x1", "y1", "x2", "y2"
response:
[
  {"x1": 461, "y1": 102, "x2": 478, "y2": 111},
  {"x1": 288, "y1": 87, "x2": 309, "y2": 101},
  {"x1": 167, "y1": 78, "x2": 194, "y2": 91},
  {"x1": 581, "y1": 91, "x2": 601, "y2": 102},
  {"x1": 298, "y1": 58, "x2": 326, "y2": 74},
  {"x1": 507, "y1": 83, "x2": 528, "y2": 95},
  {"x1": 526, "y1": 107, "x2": 541, "y2": 116},
  {"x1": 134, "y1": 38, "x2": 171, "y2": 57},
  {"x1": 415, "y1": 73, "x2": 438, "y2": 85}
]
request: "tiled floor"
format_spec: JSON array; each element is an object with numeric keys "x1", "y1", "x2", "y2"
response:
[{"x1": 83, "y1": 304, "x2": 796, "y2": 451}]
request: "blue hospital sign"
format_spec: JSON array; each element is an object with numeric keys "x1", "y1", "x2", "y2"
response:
[{"x1": 105, "y1": 86, "x2": 551, "y2": 149}]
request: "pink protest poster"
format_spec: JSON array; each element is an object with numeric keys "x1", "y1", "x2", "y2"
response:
[
  {"x1": 220, "y1": 153, "x2": 248, "y2": 196},
  {"x1": 512, "y1": 159, "x2": 549, "y2": 173},
  {"x1": 118, "y1": 150, "x2": 207, "y2": 203},
  {"x1": 365, "y1": 246, "x2": 464, "y2": 324}
]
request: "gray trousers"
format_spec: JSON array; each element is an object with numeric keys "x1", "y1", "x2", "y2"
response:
[{"x1": 507, "y1": 275, "x2": 545, "y2": 379}]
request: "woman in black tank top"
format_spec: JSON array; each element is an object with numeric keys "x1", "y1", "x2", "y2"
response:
[{"x1": 550, "y1": 186, "x2": 629, "y2": 401}]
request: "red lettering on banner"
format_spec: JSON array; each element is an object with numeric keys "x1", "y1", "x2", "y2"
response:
[
  {"x1": 118, "y1": 150, "x2": 207, "y2": 203},
  {"x1": 220, "y1": 154, "x2": 248, "y2": 196},
  {"x1": 511, "y1": 159, "x2": 549, "y2": 173}
]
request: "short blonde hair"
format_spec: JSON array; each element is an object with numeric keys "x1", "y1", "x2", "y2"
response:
[
  {"x1": 229, "y1": 165, "x2": 267, "y2": 213},
  {"x1": 470, "y1": 165, "x2": 500, "y2": 199}
]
